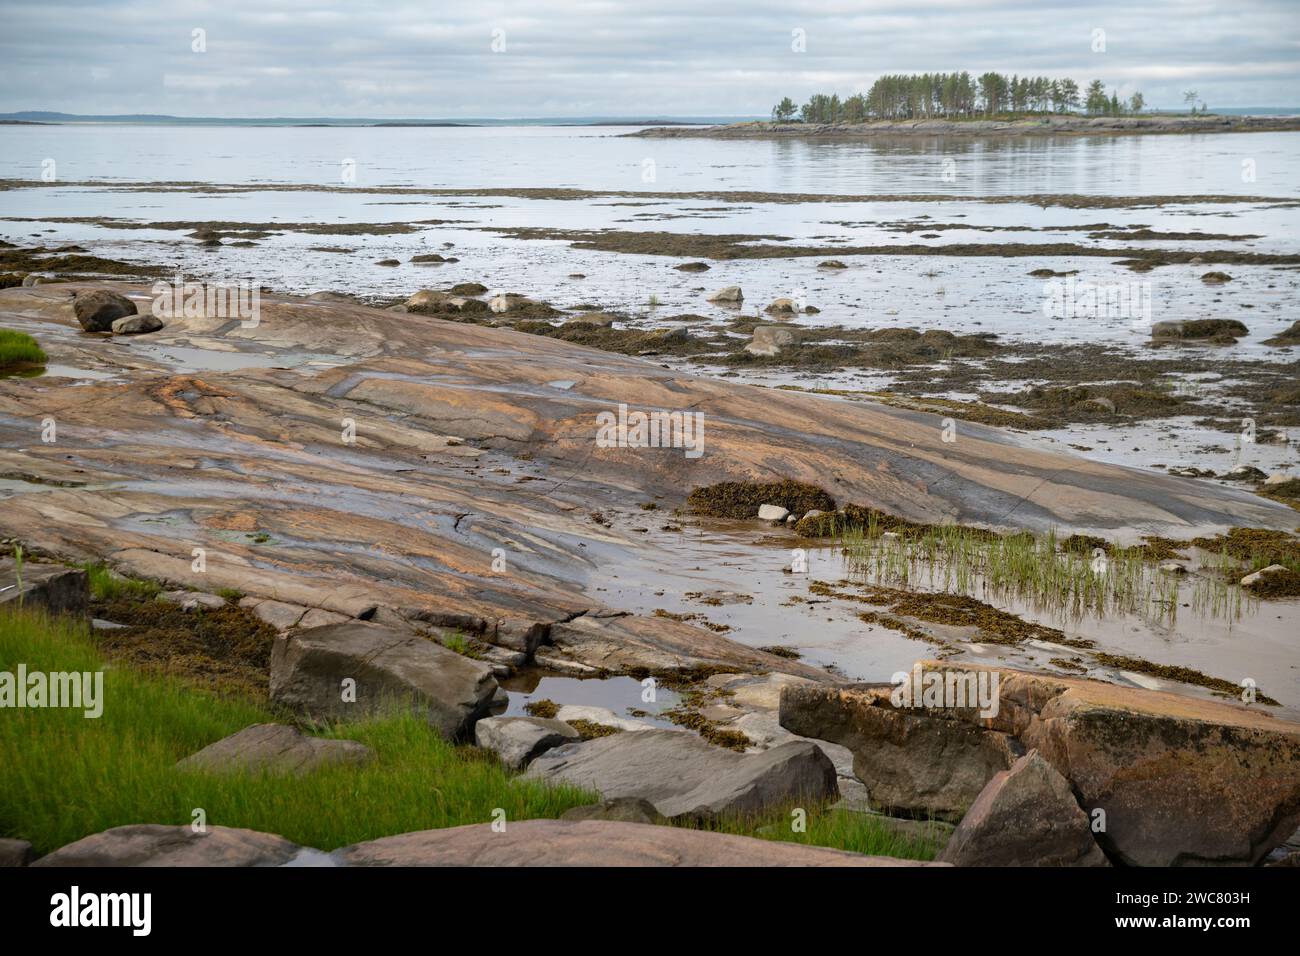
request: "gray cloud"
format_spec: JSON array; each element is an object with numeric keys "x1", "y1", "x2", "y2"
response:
[{"x1": 1, "y1": 0, "x2": 1296, "y2": 117}]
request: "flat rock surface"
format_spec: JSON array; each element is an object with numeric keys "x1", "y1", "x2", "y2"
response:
[{"x1": 336, "y1": 819, "x2": 940, "y2": 866}]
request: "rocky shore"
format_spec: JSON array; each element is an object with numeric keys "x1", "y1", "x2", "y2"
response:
[
  {"x1": 3, "y1": 280, "x2": 1299, "y2": 867},
  {"x1": 633, "y1": 113, "x2": 1300, "y2": 139}
]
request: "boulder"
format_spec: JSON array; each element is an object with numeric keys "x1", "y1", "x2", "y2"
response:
[
  {"x1": 938, "y1": 751, "x2": 1109, "y2": 866},
  {"x1": 757, "y1": 504, "x2": 790, "y2": 521},
  {"x1": 561, "y1": 797, "x2": 663, "y2": 825},
  {"x1": 744, "y1": 325, "x2": 801, "y2": 357},
  {"x1": 474, "y1": 715, "x2": 579, "y2": 769},
  {"x1": 0, "y1": 560, "x2": 88, "y2": 617},
  {"x1": 336, "y1": 819, "x2": 935, "y2": 867},
  {"x1": 405, "y1": 289, "x2": 466, "y2": 312},
  {"x1": 269, "y1": 621, "x2": 500, "y2": 740},
  {"x1": 1201, "y1": 271, "x2": 1232, "y2": 284},
  {"x1": 785, "y1": 662, "x2": 1300, "y2": 866},
  {"x1": 176, "y1": 723, "x2": 373, "y2": 775},
  {"x1": 111, "y1": 314, "x2": 164, "y2": 335},
  {"x1": 1241, "y1": 563, "x2": 1288, "y2": 587},
  {"x1": 524, "y1": 729, "x2": 838, "y2": 820},
  {"x1": 707, "y1": 286, "x2": 743, "y2": 304},
  {"x1": 0, "y1": 838, "x2": 33, "y2": 867},
  {"x1": 34, "y1": 825, "x2": 302, "y2": 867},
  {"x1": 780, "y1": 684, "x2": 1022, "y2": 822},
  {"x1": 72, "y1": 289, "x2": 137, "y2": 332},
  {"x1": 764, "y1": 298, "x2": 797, "y2": 315}
]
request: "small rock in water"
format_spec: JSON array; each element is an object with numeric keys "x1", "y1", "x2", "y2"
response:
[
  {"x1": 757, "y1": 504, "x2": 790, "y2": 521},
  {"x1": 707, "y1": 286, "x2": 743, "y2": 304},
  {"x1": 744, "y1": 325, "x2": 800, "y2": 356},
  {"x1": 818, "y1": 260, "x2": 848, "y2": 269},
  {"x1": 1241, "y1": 564, "x2": 1287, "y2": 587},
  {"x1": 1158, "y1": 562, "x2": 1186, "y2": 574}
]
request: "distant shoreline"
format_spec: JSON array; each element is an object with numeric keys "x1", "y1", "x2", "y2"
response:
[{"x1": 631, "y1": 114, "x2": 1300, "y2": 139}]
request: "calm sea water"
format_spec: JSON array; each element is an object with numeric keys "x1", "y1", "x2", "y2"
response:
[{"x1": 2, "y1": 124, "x2": 1298, "y2": 195}]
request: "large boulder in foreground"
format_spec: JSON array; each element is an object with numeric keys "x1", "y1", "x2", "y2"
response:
[
  {"x1": 781, "y1": 662, "x2": 1300, "y2": 866},
  {"x1": 337, "y1": 819, "x2": 936, "y2": 867},
  {"x1": 269, "y1": 622, "x2": 500, "y2": 740},
  {"x1": 176, "y1": 723, "x2": 373, "y2": 776},
  {"x1": 939, "y1": 750, "x2": 1108, "y2": 866},
  {"x1": 779, "y1": 683, "x2": 1021, "y2": 822},
  {"x1": 524, "y1": 729, "x2": 838, "y2": 820},
  {"x1": 72, "y1": 289, "x2": 137, "y2": 332},
  {"x1": 34, "y1": 825, "x2": 301, "y2": 867},
  {"x1": 0, "y1": 560, "x2": 88, "y2": 617}
]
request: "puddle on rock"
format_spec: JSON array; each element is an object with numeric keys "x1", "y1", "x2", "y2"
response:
[{"x1": 498, "y1": 672, "x2": 680, "y2": 728}]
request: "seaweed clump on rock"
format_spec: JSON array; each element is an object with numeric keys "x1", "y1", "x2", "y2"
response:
[{"x1": 686, "y1": 480, "x2": 835, "y2": 519}]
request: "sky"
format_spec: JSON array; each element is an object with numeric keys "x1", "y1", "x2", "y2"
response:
[{"x1": 1, "y1": 0, "x2": 1297, "y2": 118}]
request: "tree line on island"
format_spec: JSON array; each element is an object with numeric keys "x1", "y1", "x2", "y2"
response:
[{"x1": 770, "y1": 73, "x2": 1179, "y2": 124}]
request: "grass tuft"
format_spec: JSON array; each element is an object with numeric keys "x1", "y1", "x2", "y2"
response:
[{"x1": 0, "y1": 329, "x2": 46, "y2": 370}]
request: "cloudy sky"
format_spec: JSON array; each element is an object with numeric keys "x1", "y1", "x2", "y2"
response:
[{"x1": 2, "y1": 0, "x2": 1297, "y2": 118}]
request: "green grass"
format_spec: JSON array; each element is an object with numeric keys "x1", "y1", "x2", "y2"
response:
[
  {"x1": 0, "y1": 606, "x2": 594, "y2": 855},
  {"x1": 0, "y1": 329, "x2": 46, "y2": 370},
  {"x1": 1, "y1": 605, "x2": 942, "y2": 861},
  {"x1": 838, "y1": 523, "x2": 1244, "y2": 625},
  {"x1": 79, "y1": 561, "x2": 163, "y2": 602},
  {"x1": 680, "y1": 806, "x2": 944, "y2": 859}
]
